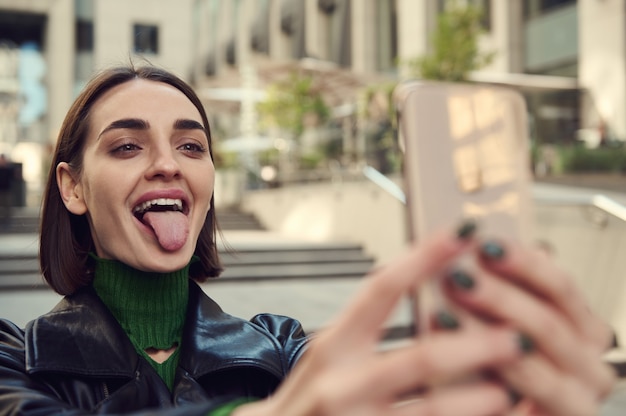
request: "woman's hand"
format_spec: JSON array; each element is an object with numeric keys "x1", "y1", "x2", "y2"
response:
[
  {"x1": 442, "y1": 238, "x2": 617, "y2": 416},
  {"x1": 235, "y1": 223, "x2": 532, "y2": 416}
]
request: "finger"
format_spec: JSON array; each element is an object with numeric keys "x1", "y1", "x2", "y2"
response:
[
  {"x1": 362, "y1": 327, "x2": 527, "y2": 397},
  {"x1": 280, "y1": 327, "x2": 521, "y2": 416},
  {"x1": 444, "y1": 266, "x2": 616, "y2": 394},
  {"x1": 506, "y1": 400, "x2": 543, "y2": 416},
  {"x1": 478, "y1": 239, "x2": 613, "y2": 349},
  {"x1": 324, "y1": 221, "x2": 476, "y2": 349},
  {"x1": 499, "y1": 354, "x2": 612, "y2": 416},
  {"x1": 392, "y1": 382, "x2": 513, "y2": 416}
]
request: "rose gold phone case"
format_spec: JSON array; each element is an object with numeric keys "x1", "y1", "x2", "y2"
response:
[{"x1": 394, "y1": 81, "x2": 534, "y2": 335}]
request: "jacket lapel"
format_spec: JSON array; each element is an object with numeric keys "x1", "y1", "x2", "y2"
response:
[
  {"x1": 178, "y1": 282, "x2": 287, "y2": 380},
  {"x1": 24, "y1": 287, "x2": 138, "y2": 378}
]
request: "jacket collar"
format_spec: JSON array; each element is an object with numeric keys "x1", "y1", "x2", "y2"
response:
[
  {"x1": 178, "y1": 282, "x2": 287, "y2": 379},
  {"x1": 25, "y1": 286, "x2": 139, "y2": 378},
  {"x1": 25, "y1": 282, "x2": 287, "y2": 380}
]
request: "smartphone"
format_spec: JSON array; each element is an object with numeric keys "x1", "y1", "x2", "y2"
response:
[{"x1": 393, "y1": 81, "x2": 534, "y2": 335}]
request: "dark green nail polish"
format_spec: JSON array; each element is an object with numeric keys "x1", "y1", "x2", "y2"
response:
[
  {"x1": 481, "y1": 240, "x2": 506, "y2": 260},
  {"x1": 456, "y1": 219, "x2": 477, "y2": 240},
  {"x1": 435, "y1": 310, "x2": 460, "y2": 330},
  {"x1": 448, "y1": 269, "x2": 475, "y2": 290},
  {"x1": 508, "y1": 388, "x2": 522, "y2": 405},
  {"x1": 517, "y1": 333, "x2": 534, "y2": 353}
]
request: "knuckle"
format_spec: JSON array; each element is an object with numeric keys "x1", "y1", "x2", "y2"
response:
[
  {"x1": 550, "y1": 273, "x2": 575, "y2": 299},
  {"x1": 532, "y1": 312, "x2": 563, "y2": 340},
  {"x1": 410, "y1": 343, "x2": 439, "y2": 380}
]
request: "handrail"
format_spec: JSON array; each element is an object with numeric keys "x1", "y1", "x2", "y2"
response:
[
  {"x1": 592, "y1": 194, "x2": 626, "y2": 222},
  {"x1": 360, "y1": 164, "x2": 626, "y2": 224},
  {"x1": 361, "y1": 166, "x2": 406, "y2": 204},
  {"x1": 534, "y1": 193, "x2": 626, "y2": 223}
]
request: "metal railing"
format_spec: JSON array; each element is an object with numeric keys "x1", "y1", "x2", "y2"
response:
[{"x1": 360, "y1": 164, "x2": 626, "y2": 225}]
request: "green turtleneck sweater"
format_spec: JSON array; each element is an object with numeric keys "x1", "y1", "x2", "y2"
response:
[
  {"x1": 91, "y1": 256, "x2": 254, "y2": 414},
  {"x1": 91, "y1": 256, "x2": 189, "y2": 391}
]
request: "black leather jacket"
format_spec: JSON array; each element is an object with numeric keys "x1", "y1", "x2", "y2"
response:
[{"x1": 0, "y1": 281, "x2": 308, "y2": 415}]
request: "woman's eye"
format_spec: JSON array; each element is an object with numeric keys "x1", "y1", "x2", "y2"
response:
[
  {"x1": 179, "y1": 142, "x2": 207, "y2": 154},
  {"x1": 111, "y1": 143, "x2": 141, "y2": 155}
]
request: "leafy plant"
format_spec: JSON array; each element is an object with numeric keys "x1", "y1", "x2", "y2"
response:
[
  {"x1": 257, "y1": 71, "x2": 330, "y2": 138},
  {"x1": 406, "y1": 1, "x2": 495, "y2": 82},
  {"x1": 559, "y1": 145, "x2": 626, "y2": 173}
]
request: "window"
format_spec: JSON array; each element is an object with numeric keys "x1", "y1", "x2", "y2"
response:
[
  {"x1": 75, "y1": 20, "x2": 93, "y2": 52},
  {"x1": 280, "y1": 0, "x2": 307, "y2": 59},
  {"x1": 133, "y1": 24, "x2": 159, "y2": 54},
  {"x1": 375, "y1": 0, "x2": 397, "y2": 72},
  {"x1": 327, "y1": 0, "x2": 351, "y2": 67},
  {"x1": 524, "y1": 0, "x2": 576, "y2": 20},
  {"x1": 250, "y1": 0, "x2": 270, "y2": 54}
]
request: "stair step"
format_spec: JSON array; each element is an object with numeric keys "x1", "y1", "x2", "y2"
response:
[
  {"x1": 217, "y1": 211, "x2": 265, "y2": 231},
  {"x1": 218, "y1": 261, "x2": 374, "y2": 281},
  {"x1": 220, "y1": 250, "x2": 372, "y2": 265},
  {"x1": 0, "y1": 260, "x2": 374, "y2": 287},
  {"x1": 0, "y1": 238, "x2": 375, "y2": 290},
  {"x1": 0, "y1": 209, "x2": 266, "y2": 233},
  {"x1": 0, "y1": 273, "x2": 45, "y2": 290},
  {"x1": 0, "y1": 257, "x2": 39, "y2": 273}
]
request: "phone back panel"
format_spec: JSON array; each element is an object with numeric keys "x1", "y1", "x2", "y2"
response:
[{"x1": 395, "y1": 81, "x2": 533, "y2": 244}]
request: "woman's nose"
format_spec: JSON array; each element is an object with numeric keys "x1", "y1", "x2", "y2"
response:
[{"x1": 146, "y1": 147, "x2": 182, "y2": 180}]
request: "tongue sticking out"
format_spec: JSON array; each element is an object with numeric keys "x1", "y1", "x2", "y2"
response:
[{"x1": 142, "y1": 211, "x2": 189, "y2": 251}]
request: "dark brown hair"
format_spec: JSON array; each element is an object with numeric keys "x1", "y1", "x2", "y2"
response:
[{"x1": 39, "y1": 65, "x2": 222, "y2": 295}]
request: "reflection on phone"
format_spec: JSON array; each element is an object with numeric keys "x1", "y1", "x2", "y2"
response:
[{"x1": 448, "y1": 90, "x2": 525, "y2": 228}]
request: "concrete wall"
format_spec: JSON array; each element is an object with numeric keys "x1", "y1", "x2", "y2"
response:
[
  {"x1": 240, "y1": 179, "x2": 410, "y2": 266},
  {"x1": 93, "y1": 0, "x2": 196, "y2": 80},
  {"x1": 534, "y1": 204, "x2": 626, "y2": 348}
]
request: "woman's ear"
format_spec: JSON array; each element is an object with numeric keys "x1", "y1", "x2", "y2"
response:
[{"x1": 57, "y1": 162, "x2": 87, "y2": 215}]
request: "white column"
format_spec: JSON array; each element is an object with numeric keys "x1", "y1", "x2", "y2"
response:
[
  {"x1": 578, "y1": 0, "x2": 626, "y2": 138},
  {"x1": 46, "y1": 0, "x2": 74, "y2": 145},
  {"x1": 395, "y1": 0, "x2": 433, "y2": 79},
  {"x1": 269, "y1": 0, "x2": 288, "y2": 60},
  {"x1": 350, "y1": 0, "x2": 376, "y2": 73},
  {"x1": 305, "y1": 0, "x2": 319, "y2": 59},
  {"x1": 480, "y1": 1, "x2": 523, "y2": 73}
]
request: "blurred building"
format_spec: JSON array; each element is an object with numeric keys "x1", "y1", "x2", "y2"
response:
[
  {"x1": 0, "y1": 0, "x2": 624, "y2": 199},
  {"x1": 0, "y1": 0, "x2": 197, "y2": 202},
  {"x1": 197, "y1": 0, "x2": 625, "y2": 147}
]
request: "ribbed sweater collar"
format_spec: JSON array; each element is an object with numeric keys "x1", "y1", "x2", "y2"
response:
[{"x1": 91, "y1": 256, "x2": 189, "y2": 353}]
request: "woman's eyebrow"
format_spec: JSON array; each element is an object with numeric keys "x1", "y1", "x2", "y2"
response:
[
  {"x1": 98, "y1": 118, "x2": 149, "y2": 139},
  {"x1": 174, "y1": 118, "x2": 207, "y2": 134}
]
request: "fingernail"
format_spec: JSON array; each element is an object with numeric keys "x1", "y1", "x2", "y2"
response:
[
  {"x1": 517, "y1": 333, "x2": 534, "y2": 353},
  {"x1": 508, "y1": 388, "x2": 522, "y2": 405},
  {"x1": 434, "y1": 310, "x2": 460, "y2": 330},
  {"x1": 480, "y1": 240, "x2": 506, "y2": 260},
  {"x1": 447, "y1": 269, "x2": 475, "y2": 291},
  {"x1": 456, "y1": 219, "x2": 477, "y2": 240}
]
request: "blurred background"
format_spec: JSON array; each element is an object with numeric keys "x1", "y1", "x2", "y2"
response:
[
  {"x1": 0, "y1": 1, "x2": 626, "y2": 405},
  {"x1": 0, "y1": 0, "x2": 622, "y2": 205}
]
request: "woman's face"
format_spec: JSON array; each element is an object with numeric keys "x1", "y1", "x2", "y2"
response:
[{"x1": 57, "y1": 79, "x2": 215, "y2": 272}]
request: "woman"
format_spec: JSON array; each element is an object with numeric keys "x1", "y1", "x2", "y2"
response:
[{"x1": 0, "y1": 65, "x2": 616, "y2": 415}]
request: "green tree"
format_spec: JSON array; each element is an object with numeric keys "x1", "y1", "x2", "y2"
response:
[
  {"x1": 257, "y1": 71, "x2": 330, "y2": 138},
  {"x1": 407, "y1": 1, "x2": 495, "y2": 82}
]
